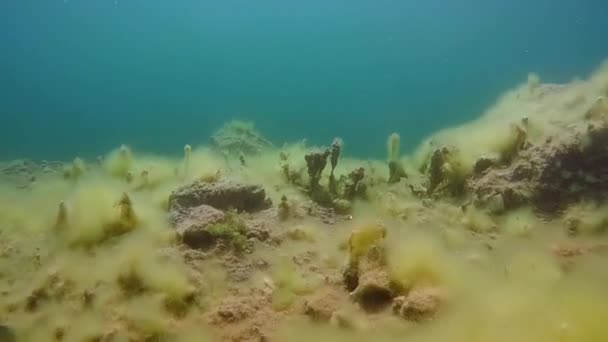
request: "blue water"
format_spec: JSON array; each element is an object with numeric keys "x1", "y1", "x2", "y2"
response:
[{"x1": 1, "y1": 0, "x2": 607, "y2": 161}]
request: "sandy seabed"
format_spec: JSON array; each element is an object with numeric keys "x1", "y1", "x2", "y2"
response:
[{"x1": 2, "y1": 62, "x2": 608, "y2": 342}]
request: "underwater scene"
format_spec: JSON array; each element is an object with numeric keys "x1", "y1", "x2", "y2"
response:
[{"x1": 2, "y1": 1, "x2": 608, "y2": 341}]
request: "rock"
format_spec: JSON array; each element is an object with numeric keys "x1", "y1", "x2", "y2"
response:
[
  {"x1": 169, "y1": 200, "x2": 274, "y2": 251},
  {"x1": 245, "y1": 216, "x2": 273, "y2": 242},
  {"x1": 207, "y1": 288, "x2": 276, "y2": 342},
  {"x1": 286, "y1": 227, "x2": 316, "y2": 242},
  {"x1": 550, "y1": 242, "x2": 608, "y2": 271},
  {"x1": 1, "y1": 159, "x2": 36, "y2": 175},
  {"x1": 223, "y1": 255, "x2": 254, "y2": 282},
  {"x1": 342, "y1": 226, "x2": 387, "y2": 293},
  {"x1": 392, "y1": 287, "x2": 444, "y2": 322},
  {"x1": 551, "y1": 242, "x2": 608, "y2": 259},
  {"x1": 172, "y1": 204, "x2": 226, "y2": 231},
  {"x1": 551, "y1": 243, "x2": 588, "y2": 259},
  {"x1": 468, "y1": 123, "x2": 608, "y2": 214},
  {"x1": 472, "y1": 156, "x2": 497, "y2": 175},
  {"x1": 303, "y1": 289, "x2": 344, "y2": 323},
  {"x1": 169, "y1": 180, "x2": 272, "y2": 214},
  {"x1": 342, "y1": 262, "x2": 359, "y2": 293},
  {"x1": 350, "y1": 268, "x2": 395, "y2": 313},
  {"x1": 215, "y1": 297, "x2": 257, "y2": 323},
  {"x1": 304, "y1": 201, "x2": 351, "y2": 225},
  {"x1": 0, "y1": 159, "x2": 64, "y2": 189},
  {"x1": 172, "y1": 205, "x2": 226, "y2": 249},
  {"x1": 210, "y1": 121, "x2": 274, "y2": 156}
]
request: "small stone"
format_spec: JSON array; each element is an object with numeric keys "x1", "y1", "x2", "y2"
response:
[
  {"x1": 393, "y1": 287, "x2": 444, "y2": 322},
  {"x1": 303, "y1": 290, "x2": 343, "y2": 323}
]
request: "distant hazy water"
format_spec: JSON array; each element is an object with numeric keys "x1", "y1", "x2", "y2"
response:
[{"x1": 1, "y1": 0, "x2": 607, "y2": 161}]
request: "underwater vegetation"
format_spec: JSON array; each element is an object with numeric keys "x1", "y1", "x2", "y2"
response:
[{"x1": 2, "y1": 61, "x2": 608, "y2": 341}]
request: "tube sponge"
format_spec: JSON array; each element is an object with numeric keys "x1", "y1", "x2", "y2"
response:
[
  {"x1": 126, "y1": 171, "x2": 134, "y2": 184},
  {"x1": 104, "y1": 145, "x2": 133, "y2": 178},
  {"x1": 114, "y1": 192, "x2": 138, "y2": 234},
  {"x1": 102, "y1": 192, "x2": 139, "y2": 239},
  {"x1": 527, "y1": 73, "x2": 540, "y2": 94},
  {"x1": 330, "y1": 138, "x2": 343, "y2": 174},
  {"x1": 133, "y1": 170, "x2": 151, "y2": 191},
  {"x1": 72, "y1": 158, "x2": 87, "y2": 179},
  {"x1": 63, "y1": 157, "x2": 87, "y2": 180},
  {"x1": 387, "y1": 133, "x2": 401, "y2": 162},
  {"x1": 141, "y1": 170, "x2": 150, "y2": 187},
  {"x1": 386, "y1": 133, "x2": 407, "y2": 184},
  {"x1": 61, "y1": 184, "x2": 122, "y2": 246},
  {"x1": 53, "y1": 201, "x2": 68, "y2": 231},
  {"x1": 498, "y1": 123, "x2": 527, "y2": 163},
  {"x1": 183, "y1": 144, "x2": 192, "y2": 178},
  {"x1": 278, "y1": 195, "x2": 290, "y2": 221}
]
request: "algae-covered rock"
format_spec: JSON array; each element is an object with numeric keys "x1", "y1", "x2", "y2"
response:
[
  {"x1": 304, "y1": 201, "x2": 351, "y2": 225},
  {"x1": 169, "y1": 180, "x2": 272, "y2": 214},
  {"x1": 172, "y1": 204, "x2": 227, "y2": 249},
  {"x1": 392, "y1": 287, "x2": 445, "y2": 322},
  {"x1": 286, "y1": 226, "x2": 316, "y2": 242},
  {"x1": 347, "y1": 223, "x2": 386, "y2": 263},
  {"x1": 342, "y1": 223, "x2": 389, "y2": 302},
  {"x1": 210, "y1": 120, "x2": 274, "y2": 156},
  {"x1": 195, "y1": 214, "x2": 249, "y2": 251},
  {"x1": 168, "y1": 180, "x2": 271, "y2": 250},
  {"x1": 472, "y1": 156, "x2": 498, "y2": 175},
  {"x1": 344, "y1": 225, "x2": 395, "y2": 313},
  {"x1": 469, "y1": 122, "x2": 608, "y2": 214},
  {"x1": 350, "y1": 267, "x2": 395, "y2": 313},
  {"x1": 303, "y1": 289, "x2": 344, "y2": 323},
  {"x1": 213, "y1": 296, "x2": 258, "y2": 323}
]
